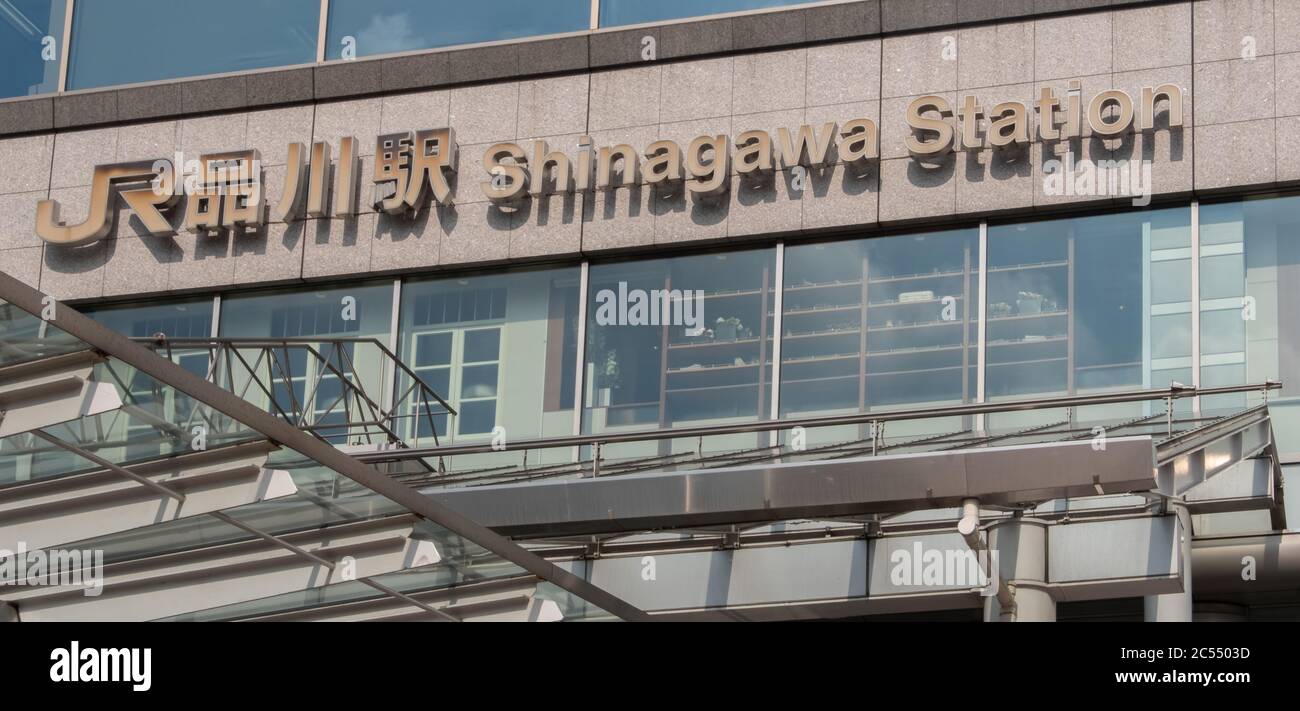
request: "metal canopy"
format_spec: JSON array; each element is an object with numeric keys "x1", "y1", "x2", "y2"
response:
[
  {"x1": 0, "y1": 270, "x2": 649, "y2": 622},
  {"x1": 425, "y1": 437, "x2": 1160, "y2": 537},
  {"x1": 414, "y1": 396, "x2": 1283, "y2": 539}
]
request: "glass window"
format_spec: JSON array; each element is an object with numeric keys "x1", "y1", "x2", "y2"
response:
[
  {"x1": 583, "y1": 248, "x2": 777, "y2": 453},
  {"x1": 986, "y1": 207, "x2": 1193, "y2": 402},
  {"x1": 600, "y1": 0, "x2": 818, "y2": 27},
  {"x1": 219, "y1": 283, "x2": 393, "y2": 443},
  {"x1": 67, "y1": 0, "x2": 319, "y2": 90},
  {"x1": 778, "y1": 230, "x2": 978, "y2": 445},
  {"x1": 398, "y1": 266, "x2": 580, "y2": 450},
  {"x1": 781, "y1": 229, "x2": 979, "y2": 417},
  {"x1": 1199, "y1": 196, "x2": 1297, "y2": 416},
  {"x1": 83, "y1": 299, "x2": 214, "y2": 340},
  {"x1": 326, "y1": 0, "x2": 589, "y2": 60},
  {"x1": 0, "y1": 0, "x2": 65, "y2": 99}
]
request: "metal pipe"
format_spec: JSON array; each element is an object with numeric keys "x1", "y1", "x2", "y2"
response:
[
  {"x1": 29, "y1": 430, "x2": 185, "y2": 501},
  {"x1": 956, "y1": 498, "x2": 1016, "y2": 615}
]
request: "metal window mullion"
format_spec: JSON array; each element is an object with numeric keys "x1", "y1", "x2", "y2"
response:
[
  {"x1": 206, "y1": 295, "x2": 222, "y2": 383},
  {"x1": 56, "y1": 0, "x2": 74, "y2": 92},
  {"x1": 572, "y1": 260, "x2": 590, "y2": 461},
  {"x1": 383, "y1": 278, "x2": 401, "y2": 420},
  {"x1": 589, "y1": 0, "x2": 600, "y2": 30},
  {"x1": 316, "y1": 0, "x2": 330, "y2": 63},
  {"x1": 1191, "y1": 199, "x2": 1201, "y2": 414},
  {"x1": 975, "y1": 220, "x2": 988, "y2": 432},
  {"x1": 768, "y1": 242, "x2": 785, "y2": 446},
  {"x1": 209, "y1": 295, "x2": 222, "y2": 337}
]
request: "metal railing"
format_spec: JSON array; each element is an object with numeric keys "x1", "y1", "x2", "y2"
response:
[
  {"x1": 360, "y1": 380, "x2": 1284, "y2": 470},
  {"x1": 133, "y1": 336, "x2": 455, "y2": 449}
]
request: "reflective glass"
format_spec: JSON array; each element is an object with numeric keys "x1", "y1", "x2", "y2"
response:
[
  {"x1": 67, "y1": 0, "x2": 319, "y2": 90},
  {"x1": 0, "y1": 0, "x2": 64, "y2": 98},
  {"x1": 986, "y1": 206, "x2": 1193, "y2": 400},
  {"x1": 220, "y1": 282, "x2": 392, "y2": 342},
  {"x1": 1198, "y1": 195, "x2": 1296, "y2": 419},
  {"x1": 39, "y1": 453, "x2": 540, "y2": 620},
  {"x1": 0, "y1": 299, "x2": 84, "y2": 367},
  {"x1": 326, "y1": 0, "x2": 589, "y2": 59},
  {"x1": 781, "y1": 229, "x2": 979, "y2": 424},
  {"x1": 83, "y1": 299, "x2": 214, "y2": 339},
  {"x1": 600, "y1": 0, "x2": 818, "y2": 26},
  {"x1": 583, "y1": 248, "x2": 776, "y2": 458},
  {"x1": 397, "y1": 266, "x2": 580, "y2": 456},
  {"x1": 219, "y1": 283, "x2": 393, "y2": 444},
  {"x1": 0, "y1": 357, "x2": 262, "y2": 486}
]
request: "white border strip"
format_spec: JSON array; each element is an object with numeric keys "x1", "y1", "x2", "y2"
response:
[
  {"x1": 572, "y1": 260, "x2": 590, "y2": 449},
  {"x1": 56, "y1": 0, "x2": 74, "y2": 92},
  {"x1": 316, "y1": 0, "x2": 330, "y2": 63},
  {"x1": 1190, "y1": 200, "x2": 1201, "y2": 413},
  {"x1": 769, "y1": 241, "x2": 786, "y2": 445}
]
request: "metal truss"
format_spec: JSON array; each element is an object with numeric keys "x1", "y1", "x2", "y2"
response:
[{"x1": 135, "y1": 336, "x2": 454, "y2": 449}]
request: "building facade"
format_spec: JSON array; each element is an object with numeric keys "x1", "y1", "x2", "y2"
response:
[{"x1": 0, "y1": 0, "x2": 1298, "y2": 621}]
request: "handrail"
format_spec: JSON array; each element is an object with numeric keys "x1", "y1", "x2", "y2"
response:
[{"x1": 358, "y1": 380, "x2": 1283, "y2": 461}]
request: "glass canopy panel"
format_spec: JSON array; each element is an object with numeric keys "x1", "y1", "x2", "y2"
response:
[
  {"x1": 0, "y1": 299, "x2": 87, "y2": 367},
  {"x1": 0, "y1": 293, "x2": 636, "y2": 621},
  {"x1": 0, "y1": 356, "x2": 262, "y2": 486},
  {"x1": 34, "y1": 449, "x2": 532, "y2": 619}
]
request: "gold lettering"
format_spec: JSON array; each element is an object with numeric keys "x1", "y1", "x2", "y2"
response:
[
  {"x1": 482, "y1": 143, "x2": 529, "y2": 203},
  {"x1": 36, "y1": 160, "x2": 179, "y2": 245},
  {"x1": 686, "y1": 134, "x2": 730, "y2": 196},
  {"x1": 905, "y1": 96, "x2": 954, "y2": 157}
]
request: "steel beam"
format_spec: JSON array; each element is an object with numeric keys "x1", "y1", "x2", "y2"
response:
[
  {"x1": 1156, "y1": 405, "x2": 1273, "y2": 496},
  {"x1": 1184, "y1": 457, "x2": 1275, "y2": 514}
]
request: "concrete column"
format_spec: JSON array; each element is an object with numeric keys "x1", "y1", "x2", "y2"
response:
[
  {"x1": 983, "y1": 518, "x2": 1055, "y2": 622},
  {"x1": 1145, "y1": 504, "x2": 1192, "y2": 622}
]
